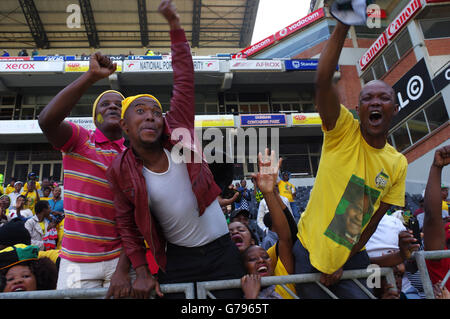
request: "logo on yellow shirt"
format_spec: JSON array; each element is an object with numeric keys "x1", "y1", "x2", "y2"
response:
[{"x1": 375, "y1": 170, "x2": 389, "y2": 190}]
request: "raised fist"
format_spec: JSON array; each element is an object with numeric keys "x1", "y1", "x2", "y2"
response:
[
  {"x1": 158, "y1": 0, "x2": 180, "y2": 26},
  {"x1": 88, "y1": 52, "x2": 117, "y2": 82},
  {"x1": 433, "y1": 145, "x2": 450, "y2": 169}
]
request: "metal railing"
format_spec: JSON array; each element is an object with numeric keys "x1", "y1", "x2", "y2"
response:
[
  {"x1": 412, "y1": 250, "x2": 450, "y2": 299},
  {"x1": 1, "y1": 250, "x2": 449, "y2": 299},
  {"x1": 196, "y1": 268, "x2": 397, "y2": 299},
  {"x1": 0, "y1": 282, "x2": 196, "y2": 299},
  {"x1": 0, "y1": 267, "x2": 396, "y2": 299}
]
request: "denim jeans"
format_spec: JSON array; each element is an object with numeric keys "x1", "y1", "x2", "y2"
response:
[
  {"x1": 292, "y1": 240, "x2": 373, "y2": 299},
  {"x1": 290, "y1": 202, "x2": 301, "y2": 222}
]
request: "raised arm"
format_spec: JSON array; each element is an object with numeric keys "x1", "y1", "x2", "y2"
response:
[
  {"x1": 254, "y1": 149, "x2": 295, "y2": 274},
  {"x1": 315, "y1": 21, "x2": 350, "y2": 131},
  {"x1": 38, "y1": 53, "x2": 117, "y2": 148},
  {"x1": 160, "y1": 0, "x2": 195, "y2": 130},
  {"x1": 423, "y1": 145, "x2": 450, "y2": 251}
]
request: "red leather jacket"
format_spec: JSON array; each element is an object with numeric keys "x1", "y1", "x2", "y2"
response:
[{"x1": 106, "y1": 29, "x2": 221, "y2": 271}]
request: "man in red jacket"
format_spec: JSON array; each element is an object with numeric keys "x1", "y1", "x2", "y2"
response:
[{"x1": 106, "y1": 0, "x2": 245, "y2": 299}]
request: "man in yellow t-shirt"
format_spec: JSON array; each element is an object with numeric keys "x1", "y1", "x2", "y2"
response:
[
  {"x1": 278, "y1": 172, "x2": 299, "y2": 221},
  {"x1": 21, "y1": 180, "x2": 40, "y2": 215},
  {"x1": 292, "y1": 20, "x2": 408, "y2": 299}
]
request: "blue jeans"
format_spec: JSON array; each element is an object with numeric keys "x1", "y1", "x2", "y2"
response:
[
  {"x1": 292, "y1": 240, "x2": 373, "y2": 299},
  {"x1": 290, "y1": 202, "x2": 300, "y2": 222}
]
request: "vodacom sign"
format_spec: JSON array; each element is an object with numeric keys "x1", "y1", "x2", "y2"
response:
[{"x1": 386, "y1": 0, "x2": 422, "y2": 40}]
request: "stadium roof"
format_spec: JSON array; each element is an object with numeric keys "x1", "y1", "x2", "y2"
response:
[{"x1": 0, "y1": 0, "x2": 260, "y2": 51}]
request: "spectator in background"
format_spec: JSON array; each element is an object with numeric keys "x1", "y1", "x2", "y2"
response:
[
  {"x1": 8, "y1": 195, "x2": 33, "y2": 221},
  {"x1": 423, "y1": 145, "x2": 450, "y2": 291},
  {"x1": 7, "y1": 181, "x2": 23, "y2": 210},
  {"x1": 236, "y1": 179, "x2": 252, "y2": 212},
  {"x1": 252, "y1": 176, "x2": 264, "y2": 206},
  {"x1": 24, "y1": 201, "x2": 56, "y2": 251},
  {"x1": 48, "y1": 186, "x2": 64, "y2": 223},
  {"x1": 0, "y1": 195, "x2": 10, "y2": 226},
  {"x1": 4, "y1": 177, "x2": 17, "y2": 195},
  {"x1": 230, "y1": 209, "x2": 263, "y2": 243},
  {"x1": 23, "y1": 172, "x2": 41, "y2": 192},
  {"x1": 365, "y1": 213, "x2": 421, "y2": 299},
  {"x1": 257, "y1": 185, "x2": 292, "y2": 236},
  {"x1": 278, "y1": 171, "x2": 299, "y2": 221},
  {"x1": 40, "y1": 186, "x2": 52, "y2": 202},
  {"x1": 31, "y1": 48, "x2": 39, "y2": 57},
  {"x1": 261, "y1": 213, "x2": 278, "y2": 251},
  {"x1": 1, "y1": 50, "x2": 9, "y2": 57},
  {"x1": 228, "y1": 220, "x2": 259, "y2": 253},
  {"x1": 414, "y1": 198, "x2": 425, "y2": 217},
  {"x1": 38, "y1": 178, "x2": 52, "y2": 198},
  {"x1": 17, "y1": 49, "x2": 28, "y2": 56},
  {"x1": 21, "y1": 180, "x2": 40, "y2": 215}
]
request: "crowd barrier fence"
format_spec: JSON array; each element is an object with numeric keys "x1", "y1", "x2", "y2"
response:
[
  {"x1": 1, "y1": 249, "x2": 449, "y2": 299},
  {"x1": 0, "y1": 267, "x2": 398, "y2": 299}
]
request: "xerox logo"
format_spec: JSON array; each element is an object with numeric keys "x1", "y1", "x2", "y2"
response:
[{"x1": 5, "y1": 63, "x2": 35, "y2": 70}]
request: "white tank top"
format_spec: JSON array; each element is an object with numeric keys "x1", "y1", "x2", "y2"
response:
[{"x1": 142, "y1": 148, "x2": 228, "y2": 247}]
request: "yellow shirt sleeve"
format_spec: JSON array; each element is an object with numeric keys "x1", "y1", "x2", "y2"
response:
[{"x1": 380, "y1": 155, "x2": 408, "y2": 207}]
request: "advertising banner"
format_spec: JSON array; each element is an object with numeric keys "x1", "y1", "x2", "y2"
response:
[
  {"x1": 391, "y1": 59, "x2": 435, "y2": 127},
  {"x1": 229, "y1": 60, "x2": 283, "y2": 71},
  {"x1": 359, "y1": 32, "x2": 388, "y2": 70},
  {"x1": 123, "y1": 59, "x2": 220, "y2": 72},
  {"x1": 0, "y1": 61, "x2": 64, "y2": 73},
  {"x1": 432, "y1": 64, "x2": 450, "y2": 93},
  {"x1": 65, "y1": 61, "x2": 123, "y2": 72},
  {"x1": 291, "y1": 113, "x2": 322, "y2": 125},
  {"x1": 240, "y1": 114, "x2": 287, "y2": 127},
  {"x1": 195, "y1": 115, "x2": 235, "y2": 128}
]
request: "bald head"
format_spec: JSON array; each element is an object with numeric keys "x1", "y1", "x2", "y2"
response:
[{"x1": 360, "y1": 80, "x2": 396, "y2": 104}]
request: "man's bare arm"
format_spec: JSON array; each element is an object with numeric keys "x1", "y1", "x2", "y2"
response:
[
  {"x1": 315, "y1": 21, "x2": 350, "y2": 131},
  {"x1": 38, "y1": 54, "x2": 116, "y2": 148},
  {"x1": 423, "y1": 145, "x2": 450, "y2": 251}
]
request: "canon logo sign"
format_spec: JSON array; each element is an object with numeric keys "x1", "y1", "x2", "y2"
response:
[
  {"x1": 359, "y1": 32, "x2": 387, "y2": 70},
  {"x1": 386, "y1": 0, "x2": 422, "y2": 40}
]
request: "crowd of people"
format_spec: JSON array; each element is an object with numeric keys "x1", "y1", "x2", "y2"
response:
[{"x1": 0, "y1": 0, "x2": 448, "y2": 299}]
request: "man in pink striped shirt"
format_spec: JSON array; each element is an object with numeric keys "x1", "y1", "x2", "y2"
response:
[{"x1": 38, "y1": 54, "x2": 132, "y2": 298}]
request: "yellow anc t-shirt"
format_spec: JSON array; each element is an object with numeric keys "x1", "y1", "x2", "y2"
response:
[
  {"x1": 278, "y1": 180, "x2": 295, "y2": 202},
  {"x1": 267, "y1": 244, "x2": 297, "y2": 299},
  {"x1": 297, "y1": 105, "x2": 408, "y2": 274}
]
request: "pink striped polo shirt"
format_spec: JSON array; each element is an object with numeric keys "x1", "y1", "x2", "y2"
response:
[{"x1": 58, "y1": 121, "x2": 125, "y2": 263}]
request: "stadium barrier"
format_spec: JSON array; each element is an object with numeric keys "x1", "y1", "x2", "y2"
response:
[
  {"x1": 0, "y1": 267, "x2": 398, "y2": 299},
  {"x1": 412, "y1": 250, "x2": 450, "y2": 299}
]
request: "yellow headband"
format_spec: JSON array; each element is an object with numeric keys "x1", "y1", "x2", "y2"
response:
[
  {"x1": 121, "y1": 94, "x2": 162, "y2": 119},
  {"x1": 92, "y1": 90, "x2": 125, "y2": 125}
]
